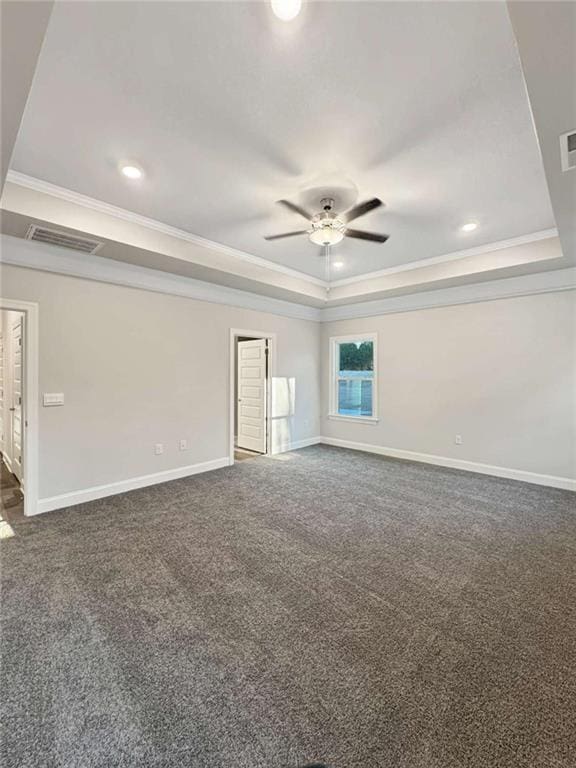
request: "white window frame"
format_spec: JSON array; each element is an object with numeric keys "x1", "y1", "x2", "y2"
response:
[{"x1": 328, "y1": 333, "x2": 378, "y2": 423}]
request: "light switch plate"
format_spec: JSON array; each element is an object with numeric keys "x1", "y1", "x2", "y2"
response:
[{"x1": 43, "y1": 393, "x2": 64, "y2": 406}]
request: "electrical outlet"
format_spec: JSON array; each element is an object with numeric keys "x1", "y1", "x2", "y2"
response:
[
  {"x1": 179, "y1": 439, "x2": 188, "y2": 451},
  {"x1": 455, "y1": 434, "x2": 463, "y2": 445},
  {"x1": 154, "y1": 443, "x2": 164, "y2": 455}
]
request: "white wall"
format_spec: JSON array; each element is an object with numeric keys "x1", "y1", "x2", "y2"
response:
[
  {"x1": 322, "y1": 291, "x2": 576, "y2": 481},
  {"x1": 0, "y1": 264, "x2": 321, "y2": 503},
  {"x1": 1, "y1": 257, "x2": 574, "y2": 511}
]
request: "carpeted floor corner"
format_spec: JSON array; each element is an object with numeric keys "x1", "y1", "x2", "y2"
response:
[{"x1": 1, "y1": 445, "x2": 575, "y2": 767}]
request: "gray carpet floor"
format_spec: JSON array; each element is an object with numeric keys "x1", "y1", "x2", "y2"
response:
[{"x1": 1, "y1": 445, "x2": 575, "y2": 767}]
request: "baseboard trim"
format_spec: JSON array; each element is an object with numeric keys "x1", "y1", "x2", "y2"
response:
[
  {"x1": 319, "y1": 437, "x2": 576, "y2": 492},
  {"x1": 273, "y1": 436, "x2": 322, "y2": 454},
  {"x1": 36, "y1": 457, "x2": 230, "y2": 515},
  {"x1": 32, "y1": 438, "x2": 574, "y2": 515}
]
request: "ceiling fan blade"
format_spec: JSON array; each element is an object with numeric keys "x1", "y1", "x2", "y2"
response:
[
  {"x1": 345, "y1": 198, "x2": 383, "y2": 223},
  {"x1": 264, "y1": 230, "x2": 308, "y2": 241},
  {"x1": 277, "y1": 199, "x2": 314, "y2": 221},
  {"x1": 345, "y1": 228, "x2": 390, "y2": 243}
]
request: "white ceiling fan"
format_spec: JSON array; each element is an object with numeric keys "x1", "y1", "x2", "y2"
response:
[{"x1": 264, "y1": 196, "x2": 390, "y2": 248}]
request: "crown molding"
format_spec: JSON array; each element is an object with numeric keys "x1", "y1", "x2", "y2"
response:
[
  {"x1": 2, "y1": 235, "x2": 574, "y2": 325},
  {"x1": 322, "y1": 267, "x2": 576, "y2": 321},
  {"x1": 0, "y1": 234, "x2": 322, "y2": 322},
  {"x1": 5, "y1": 172, "x2": 560, "y2": 296},
  {"x1": 329, "y1": 227, "x2": 559, "y2": 288},
  {"x1": 5, "y1": 170, "x2": 328, "y2": 288}
]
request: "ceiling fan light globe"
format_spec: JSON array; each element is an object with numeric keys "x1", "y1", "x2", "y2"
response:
[
  {"x1": 271, "y1": 0, "x2": 302, "y2": 21},
  {"x1": 309, "y1": 226, "x2": 345, "y2": 246}
]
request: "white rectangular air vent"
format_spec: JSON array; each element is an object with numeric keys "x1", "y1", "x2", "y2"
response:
[
  {"x1": 25, "y1": 224, "x2": 103, "y2": 254},
  {"x1": 559, "y1": 130, "x2": 576, "y2": 172}
]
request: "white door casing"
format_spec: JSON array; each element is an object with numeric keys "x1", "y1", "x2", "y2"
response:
[
  {"x1": 11, "y1": 315, "x2": 23, "y2": 482},
  {"x1": 0, "y1": 299, "x2": 38, "y2": 516},
  {"x1": 236, "y1": 339, "x2": 267, "y2": 453}
]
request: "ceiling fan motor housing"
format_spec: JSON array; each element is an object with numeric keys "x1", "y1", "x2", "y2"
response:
[{"x1": 321, "y1": 197, "x2": 335, "y2": 212}]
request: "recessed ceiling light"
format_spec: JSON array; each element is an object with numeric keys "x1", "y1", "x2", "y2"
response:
[
  {"x1": 461, "y1": 221, "x2": 478, "y2": 232},
  {"x1": 271, "y1": 0, "x2": 302, "y2": 21},
  {"x1": 333, "y1": 261, "x2": 344, "y2": 270},
  {"x1": 121, "y1": 165, "x2": 143, "y2": 180}
]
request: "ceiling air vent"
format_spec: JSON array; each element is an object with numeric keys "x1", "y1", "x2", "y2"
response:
[
  {"x1": 559, "y1": 130, "x2": 576, "y2": 172},
  {"x1": 25, "y1": 224, "x2": 103, "y2": 255}
]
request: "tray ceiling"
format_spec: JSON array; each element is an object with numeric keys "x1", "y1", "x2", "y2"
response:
[{"x1": 9, "y1": 1, "x2": 556, "y2": 281}]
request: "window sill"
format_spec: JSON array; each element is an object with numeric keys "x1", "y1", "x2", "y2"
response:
[{"x1": 328, "y1": 414, "x2": 379, "y2": 424}]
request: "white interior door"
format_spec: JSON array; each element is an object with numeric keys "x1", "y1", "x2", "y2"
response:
[
  {"x1": 0, "y1": 327, "x2": 4, "y2": 456},
  {"x1": 11, "y1": 316, "x2": 23, "y2": 482},
  {"x1": 237, "y1": 339, "x2": 267, "y2": 454}
]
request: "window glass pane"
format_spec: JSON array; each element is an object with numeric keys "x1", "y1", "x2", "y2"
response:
[
  {"x1": 337, "y1": 340, "x2": 374, "y2": 416},
  {"x1": 338, "y1": 378, "x2": 373, "y2": 416}
]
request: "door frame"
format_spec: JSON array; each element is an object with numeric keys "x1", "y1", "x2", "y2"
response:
[
  {"x1": 0, "y1": 298, "x2": 39, "y2": 517},
  {"x1": 229, "y1": 328, "x2": 276, "y2": 466}
]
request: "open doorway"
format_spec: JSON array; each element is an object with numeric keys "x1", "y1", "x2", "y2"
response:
[
  {"x1": 0, "y1": 310, "x2": 25, "y2": 523},
  {"x1": 229, "y1": 329, "x2": 276, "y2": 466}
]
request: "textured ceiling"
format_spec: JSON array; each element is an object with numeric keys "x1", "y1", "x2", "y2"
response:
[{"x1": 11, "y1": 0, "x2": 555, "y2": 280}]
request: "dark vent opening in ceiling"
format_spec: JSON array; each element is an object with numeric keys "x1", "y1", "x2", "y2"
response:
[{"x1": 25, "y1": 224, "x2": 103, "y2": 255}]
